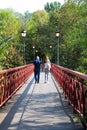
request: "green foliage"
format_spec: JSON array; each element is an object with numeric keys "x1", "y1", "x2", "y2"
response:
[
  {"x1": 25, "y1": 10, "x2": 50, "y2": 60},
  {"x1": 44, "y1": 1, "x2": 61, "y2": 12},
  {"x1": 24, "y1": 0, "x2": 87, "y2": 73},
  {"x1": 0, "y1": 9, "x2": 23, "y2": 69},
  {"x1": 0, "y1": 0, "x2": 87, "y2": 74},
  {"x1": 0, "y1": 46, "x2": 23, "y2": 69},
  {"x1": 56, "y1": 0, "x2": 87, "y2": 73},
  {"x1": 0, "y1": 9, "x2": 21, "y2": 37}
]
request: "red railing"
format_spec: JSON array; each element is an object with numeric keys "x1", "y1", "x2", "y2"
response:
[
  {"x1": 51, "y1": 64, "x2": 87, "y2": 129},
  {"x1": 0, "y1": 64, "x2": 34, "y2": 107}
]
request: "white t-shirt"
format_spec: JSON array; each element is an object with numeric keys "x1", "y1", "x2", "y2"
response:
[{"x1": 44, "y1": 61, "x2": 51, "y2": 70}]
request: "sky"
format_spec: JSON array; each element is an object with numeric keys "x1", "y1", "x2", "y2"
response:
[{"x1": 0, "y1": 0, "x2": 65, "y2": 14}]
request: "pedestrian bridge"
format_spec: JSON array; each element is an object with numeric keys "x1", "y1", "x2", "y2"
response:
[{"x1": 0, "y1": 64, "x2": 87, "y2": 130}]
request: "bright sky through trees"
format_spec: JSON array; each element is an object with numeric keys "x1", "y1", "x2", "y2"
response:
[{"x1": 0, "y1": 0, "x2": 64, "y2": 14}]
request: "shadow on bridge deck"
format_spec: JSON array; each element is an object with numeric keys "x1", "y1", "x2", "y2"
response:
[{"x1": 0, "y1": 72, "x2": 84, "y2": 130}]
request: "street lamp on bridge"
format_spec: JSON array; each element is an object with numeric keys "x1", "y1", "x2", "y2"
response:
[
  {"x1": 56, "y1": 30, "x2": 60, "y2": 65},
  {"x1": 21, "y1": 30, "x2": 26, "y2": 65},
  {"x1": 50, "y1": 45, "x2": 52, "y2": 62},
  {"x1": 33, "y1": 45, "x2": 35, "y2": 60}
]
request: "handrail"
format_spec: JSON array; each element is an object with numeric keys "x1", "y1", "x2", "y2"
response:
[
  {"x1": 0, "y1": 64, "x2": 34, "y2": 107},
  {"x1": 51, "y1": 63, "x2": 87, "y2": 129}
]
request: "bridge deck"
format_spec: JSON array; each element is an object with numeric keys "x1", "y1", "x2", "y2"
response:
[{"x1": 0, "y1": 72, "x2": 84, "y2": 130}]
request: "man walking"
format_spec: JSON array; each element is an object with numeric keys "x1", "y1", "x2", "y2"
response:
[{"x1": 33, "y1": 56, "x2": 42, "y2": 83}]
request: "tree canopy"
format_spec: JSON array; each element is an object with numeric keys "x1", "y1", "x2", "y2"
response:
[{"x1": 0, "y1": 0, "x2": 87, "y2": 74}]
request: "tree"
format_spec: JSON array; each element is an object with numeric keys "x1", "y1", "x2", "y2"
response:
[
  {"x1": 44, "y1": 1, "x2": 61, "y2": 12},
  {"x1": 57, "y1": 0, "x2": 87, "y2": 72},
  {"x1": 0, "y1": 9, "x2": 23, "y2": 69},
  {"x1": 1, "y1": 46, "x2": 23, "y2": 69},
  {"x1": 25, "y1": 10, "x2": 49, "y2": 62}
]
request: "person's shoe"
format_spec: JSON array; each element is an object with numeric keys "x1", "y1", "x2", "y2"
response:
[
  {"x1": 35, "y1": 81, "x2": 37, "y2": 84},
  {"x1": 44, "y1": 80, "x2": 46, "y2": 83},
  {"x1": 37, "y1": 81, "x2": 39, "y2": 83}
]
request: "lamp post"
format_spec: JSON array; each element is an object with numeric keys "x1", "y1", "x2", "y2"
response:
[
  {"x1": 50, "y1": 45, "x2": 52, "y2": 62},
  {"x1": 33, "y1": 45, "x2": 35, "y2": 60},
  {"x1": 56, "y1": 30, "x2": 60, "y2": 65},
  {"x1": 50, "y1": 45, "x2": 52, "y2": 49},
  {"x1": 36, "y1": 50, "x2": 38, "y2": 55},
  {"x1": 21, "y1": 30, "x2": 26, "y2": 65}
]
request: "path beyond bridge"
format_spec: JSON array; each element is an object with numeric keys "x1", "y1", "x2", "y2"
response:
[{"x1": 0, "y1": 72, "x2": 84, "y2": 130}]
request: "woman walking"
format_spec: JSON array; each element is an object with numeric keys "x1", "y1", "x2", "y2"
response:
[{"x1": 44, "y1": 56, "x2": 51, "y2": 83}]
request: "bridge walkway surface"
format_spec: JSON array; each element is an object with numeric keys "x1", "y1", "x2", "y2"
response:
[{"x1": 0, "y1": 72, "x2": 84, "y2": 130}]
